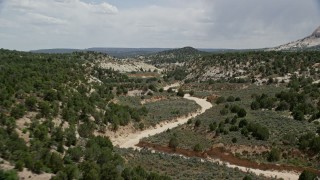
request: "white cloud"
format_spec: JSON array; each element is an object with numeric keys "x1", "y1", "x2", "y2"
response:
[
  {"x1": 0, "y1": 0, "x2": 319, "y2": 50},
  {"x1": 26, "y1": 13, "x2": 67, "y2": 25}
]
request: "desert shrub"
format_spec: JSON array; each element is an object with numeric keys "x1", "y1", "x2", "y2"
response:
[
  {"x1": 11, "y1": 104, "x2": 26, "y2": 119},
  {"x1": 229, "y1": 126, "x2": 239, "y2": 132},
  {"x1": 227, "y1": 96, "x2": 235, "y2": 102},
  {"x1": 195, "y1": 119, "x2": 201, "y2": 128},
  {"x1": 267, "y1": 148, "x2": 281, "y2": 162},
  {"x1": 167, "y1": 88, "x2": 174, "y2": 93},
  {"x1": 237, "y1": 108, "x2": 247, "y2": 118},
  {"x1": 220, "y1": 108, "x2": 229, "y2": 115},
  {"x1": 298, "y1": 170, "x2": 317, "y2": 180},
  {"x1": 231, "y1": 117, "x2": 237, "y2": 124},
  {"x1": 139, "y1": 123, "x2": 145, "y2": 130},
  {"x1": 230, "y1": 105, "x2": 240, "y2": 113},
  {"x1": 216, "y1": 97, "x2": 226, "y2": 104},
  {"x1": 292, "y1": 110, "x2": 305, "y2": 121},
  {"x1": 282, "y1": 133, "x2": 297, "y2": 145},
  {"x1": 224, "y1": 118, "x2": 230, "y2": 124},
  {"x1": 209, "y1": 122, "x2": 217, "y2": 132},
  {"x1": 276, "y1": 101, "x2": 290, "y2": 111},
  {"x1": 177, "y1": 89, "x2": 185, "y2": 97},
  {"x1": 232, "y1": 137, "x2": 237, "y2": 143},
  {"x1": 247, "y1": 123, "x2": 270, "y2": 140},
  {"x1": 193, "y1": 144, "x2": 203, "y2": 152},
  {"x1": 0, "y1": 169, "x2": 18, "y2": 180},
  {"x1": 250, "y1": 101, "x2": 260, "y2": 110},
  {"x1": 238, "y1": 119, "x2": 248, "y2": 128},
  {"x1": 169, "y1": 137, "x2": 179, "y2": 150}
]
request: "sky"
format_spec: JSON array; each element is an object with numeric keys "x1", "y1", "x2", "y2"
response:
[{"x1": 0, "y1": 0, "x2": 319, "y2": 51}]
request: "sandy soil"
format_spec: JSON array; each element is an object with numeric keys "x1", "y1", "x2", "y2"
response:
[
  {"x1": 127, "y1": 90, "x2": 143, "y2": 97},
  {"x1": 221, "y1": 163, "x2": 300, "y2": 180},
  {"x1": 163, "y1": 82, "x2": 181, "y2": 91},
  {"x1": 17, "y1": 169, "x2": 53, "y2": 180},
  {"x1": 140, "y1": 96, "x2": 167, "y2": 104},
  {"x1": 0, "y1": 158, "x2": 53, "y2": 180}
]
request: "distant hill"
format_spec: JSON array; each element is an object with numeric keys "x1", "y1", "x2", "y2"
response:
[
  {"x1": 184, "y1": 51, "x2": 320, "y2": 83},
  {"x1": 86, "y1": 48, "x2": 171, "y2": 58},
  {"x1": 31, "y1": 48, "x2": 82, "y2": 54},
  {"x1": 269, "y1": 26, "x2": 320, "y2": 51},
  {"x1": 145, "y1": 46, "x2": 207, "y2": 64},
  {"x1": 31, "y1": 48, "x2": 171, "y2": 58},
  {"x1": 156, "y1": 46, "x2": 202, "y2": 55},
  {"x1": 31, "y1": 47, "x2": 249, "y2": 59}
]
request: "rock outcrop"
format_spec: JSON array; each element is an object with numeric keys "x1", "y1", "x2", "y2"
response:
[{"x1": 269, "y1": 26, "x2": 320, "y2": 51}]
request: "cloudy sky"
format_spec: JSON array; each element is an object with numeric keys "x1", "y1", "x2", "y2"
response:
[{"x1": 0, "y1": 0, "x2": 319, "y2": 51}]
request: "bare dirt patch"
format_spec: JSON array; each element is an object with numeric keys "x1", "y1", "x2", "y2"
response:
[
  {"x1": 127, "y1": 72, "x2": 160, "y2": 78},
  {"x1": 0, "y1": 158, "x2": 53, "y2": 180},
  {"x1": 141, "y1": 96, "x2": 168, "y2": 104}
]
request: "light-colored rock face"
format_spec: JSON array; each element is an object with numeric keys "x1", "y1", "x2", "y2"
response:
[
  {"x1": 312, "y1": 26, "x2": 320, "y2": 38},
  {"x1": 93, "y1": 55, "x2": 162, "y2": 73},
  {"x1": 269, "y1": 25, "x2": 320, "y2": 51}
]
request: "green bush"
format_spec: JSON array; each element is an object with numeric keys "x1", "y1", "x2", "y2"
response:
[
  {"x1": 238, "y1": 119, "x2": 248, "y2": 128},
  {"x1": 237, "y1": 108, "x2": 247, "y2": 118},
  {"x1": 209, "y1": 122, "x2": 217, "y2": 132},
  {"x1": 193, "y1": 144, "x2": 203, "y2": 152},
  {"x1": 195, "y1": 119, "x2": 201, "y2": 127},
  {"x1": 11, "y1": 104, "x2": 26, "y2": 119},
  {"x1": 232, "y1": 137, "x2": 237, "y2": 143},
  {"x1": 247, "y1": 123, "x2": 270, "y2": 140},
  {"x1": 177, "y1": 89, "x2": 185, "y2": 97},
  {"x1": 298, "y1": 170, "x2": 317, "y2": 180},
  {"x1": 267, "y1": 148, "x2": 281, "y2": 162},
  {"x1": 227, "y1": 96, "x2": 235, "y2": 102},
  {"x1": 169, "y1": 137, "x2": 179, "y2": 150},
  {"x1": 139, "y1": 123, "x2": 145, "y2": 130},
  {"x1": 220, "y1": 108, "x2": 229, "y2": 115},
  {"x1": 0, "y1": 169, "x2": 18, "y2": 180},
  {"x1": 216, "y1": 97, "x2": 226, "y2": 104}
]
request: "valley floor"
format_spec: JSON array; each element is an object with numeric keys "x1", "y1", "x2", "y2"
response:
[{"x1": 109, "y1": 83, "x2": 306, "y2": 180}]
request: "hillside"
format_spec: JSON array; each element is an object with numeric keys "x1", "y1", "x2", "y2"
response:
[
  {"x1": 31, "y1": 48, "x2": 82, "y2": 54},
  {"x1": 183, "y1": 51, "x2": 320, "y2": 83},
  {"x1": 0, "y1": 49, "x2": 172, "y2": 179},
  {"x1": 269, "y1": 26, "x2": 320, "y2": 51},
  {"x1": 142, "y1": 51, "x2": 320, "y2": 178},
  {"x1": 91, "y1": 53, "x2": 162, "y2": 73},
  {"x1": 144, "y1": 46, "x2": 206, "y2": 65},
  {"x1": 306, "y1": 44, "x2": 320, "y2": 51}
]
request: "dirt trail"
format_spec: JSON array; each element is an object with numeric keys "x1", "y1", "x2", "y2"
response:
[{"x1": 112, "y1": 92, "x2": 212, "y2": 148}]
